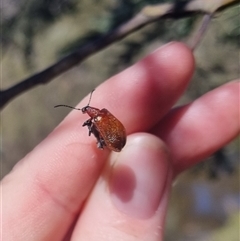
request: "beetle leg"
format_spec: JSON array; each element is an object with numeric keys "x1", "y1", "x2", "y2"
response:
[
  {"x1": 83, "y1": 118, "x2": 106, "y2": 149},
  {"x1": 83, "y1": 119, "x2": 93, "y2": 136},
  {"x1": 90, "y1": 125, "x2": 106, "y2": 149},
  {"x1": 97, "y1": 135, "x2": 106, "y2": 149}
]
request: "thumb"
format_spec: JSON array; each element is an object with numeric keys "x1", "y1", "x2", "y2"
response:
[{"x1": 72, "y1": 133, "x2": 172, "y2": 241}]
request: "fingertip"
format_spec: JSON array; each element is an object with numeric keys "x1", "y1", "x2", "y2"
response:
[
  {"x1": 155, "y1": 80, "x2": 240, "y2": 175},
  {"x1": 73, "y1": 133, "x2": 172, "y2": 240},
  {"x1": 109, "y1": 133, "x2": 171, "y2": 219},
  {"x1": 144, "y1": 41, "x2": 195, "y2": 84}
]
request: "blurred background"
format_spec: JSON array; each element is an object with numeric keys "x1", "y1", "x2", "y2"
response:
[{"x1": 1, "y1": 0, "x2": 239, "y2": 240}]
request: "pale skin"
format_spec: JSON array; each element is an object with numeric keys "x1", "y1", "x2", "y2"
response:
[{"x1": 2, "y1": 42, "x2": 239, "y2": 241}]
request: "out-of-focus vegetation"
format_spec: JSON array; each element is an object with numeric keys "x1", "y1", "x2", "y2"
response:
[{"x1": 1, "y1": 0, "x2": 239, "y2": 240}]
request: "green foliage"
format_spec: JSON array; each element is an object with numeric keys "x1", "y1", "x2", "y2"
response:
[
  {"x1": 57, "y1": 31, "x2": 104, "y2": 57},
  {"x1": 210, "y1": 213, "x2": 240, "y2": 241},
  {"x1": 2, "y1": 0, "x2": 78, "y2": 68}
]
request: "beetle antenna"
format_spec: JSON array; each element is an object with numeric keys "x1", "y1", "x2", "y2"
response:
[
  {"x1": 87, "y1": 89, "x2": 95, "y2": 106},
  {"x1": 54, "y1": 89, "x2": 96, "y2": 110},
  {"x1": 54, "y1": 105, "x2": 82, "y2": 110}
]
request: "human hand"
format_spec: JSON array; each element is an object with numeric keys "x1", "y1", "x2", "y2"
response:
[{"x1": 3, "y1": 42, "x2": 239, "y2": 241}]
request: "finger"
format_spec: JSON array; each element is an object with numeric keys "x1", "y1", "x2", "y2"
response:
[
  {"x1": 71, "y1": 133, "x2": 172, "y2": 241},
  {"x1": 83, "y1": 42, "x2": 194, "y2": 133},
  {"x1": 154, "y1": 80, "x2": 240, "y2": 175},
  {"x1": 2, "y1": 42, "x2": 193, "y2": 241}
]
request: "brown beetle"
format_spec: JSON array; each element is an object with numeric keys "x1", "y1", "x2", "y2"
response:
[{"x1": 55, "y1": 90, "x2": 126, "y2": 152}]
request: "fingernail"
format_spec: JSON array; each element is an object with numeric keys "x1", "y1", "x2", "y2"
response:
[{"x1": 110, "y1": 133, "x2": 170, "y2": 219}]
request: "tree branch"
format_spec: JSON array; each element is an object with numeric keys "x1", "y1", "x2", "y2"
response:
[
  {"x1": 1, "y1": 0, "x2": 238, "y2": 109},
  {"x1": 188, "y1": 13, "x2": 213, "y2": 50}
]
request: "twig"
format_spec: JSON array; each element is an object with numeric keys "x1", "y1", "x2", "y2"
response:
[
  {"x1": 188, "y1": 13, "x2": 213, "y2": 50},
  {"x1": 0, "y1": 0, "x2": 238, "y2": 109}
]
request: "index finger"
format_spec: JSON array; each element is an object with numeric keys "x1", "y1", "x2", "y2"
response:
[{"x1": 3, "y1": 42, "x2": 194, "y2": 241}]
